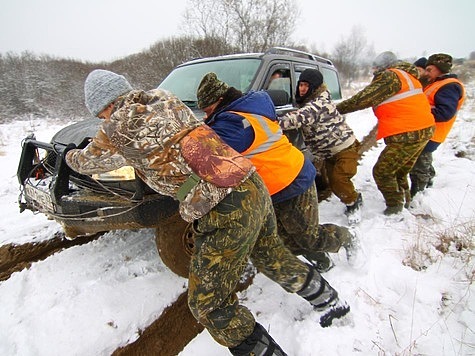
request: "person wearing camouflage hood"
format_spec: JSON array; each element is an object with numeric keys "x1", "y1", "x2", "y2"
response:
[
  {"x1": 337, "y1": 51, "x2": 435, "y2": 215},
  {"x1": 197, "y1": 72, "x2": 363, "y2": 272},
  {"x1": 409, "y1": 53, "x2": 466, "y2": 196},
  {"x1": 66, "y1": 69, "x2": 351, "y2": 356},
  {"x1": 279, "y1": 68, "x2": 363, "y2": 226}
]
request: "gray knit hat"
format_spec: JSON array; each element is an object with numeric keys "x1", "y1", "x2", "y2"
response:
[
  {"x1": 196, "y1": 72, "x2": 230, "y2": 109},
  {"x1": 372, "y1": 51, "x2": 398, "y2": 70},
  {"x1": 84, "y1": 69, "x2": 132, "y2": 117}
]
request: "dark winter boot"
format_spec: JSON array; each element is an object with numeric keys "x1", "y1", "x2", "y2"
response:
[
  {"x1": 297, "y1": 267, "x2": 350, "y2": 327},
  {"x1": 427, "y1": 178, "x2": 434, "y2": 188},
  {"x1": 410, "y1": 180, "x2": 424, "y2": 198},
  {"x1": 301, "y1": 251, "x2": 335, "y2": 273},
  {"x1": 341, "y1": 227, "x2": 365, "y2": 269},
  {"x1": 229, "y1": 323, "x2": 287, "y2": 356},
  {"x1": 410, "y1": 182, "x2": 419, "y2": 198},
  {"x1": 383, "y1": 204, "x2": 403, "y2": 215},
  {"x1": 345, "y1": 193, "x2": 363, "y2": 224},
  {"x1": 404, "y1": 189, "x2": 411, "y2": 208}
]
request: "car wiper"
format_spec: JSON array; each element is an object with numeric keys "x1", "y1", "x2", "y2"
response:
[{"x1": 181, "y1": 100, "x2": 197, "y2": 108}]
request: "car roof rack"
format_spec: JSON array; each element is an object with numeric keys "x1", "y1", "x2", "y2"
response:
[{"x1": 265, "y1": 47, "x2": 333, "y2": 66}]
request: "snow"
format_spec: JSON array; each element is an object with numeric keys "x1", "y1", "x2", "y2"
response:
[{"x1": 0, "y1": 87, "x2": 474, "y2": 355}]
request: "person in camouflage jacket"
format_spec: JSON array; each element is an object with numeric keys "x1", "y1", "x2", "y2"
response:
[
  {"x1": 65, "y1": 69, "x2": 351, "y2": 355},
  {"x1": 336, "y1": 52, "x2": 435, "y2": 215},
  {"x1": 279, "y1": 68, "x2": 362, "y2": 222}
]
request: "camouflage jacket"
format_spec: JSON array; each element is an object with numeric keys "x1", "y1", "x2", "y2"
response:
[
  {"x1": 336, "y1": 62, "x2": 418, "y2": 115},
  {"x1": 279, "y1": 85, "x2": 356, "y2": 159},
  {"x1": 66, "y1": 89, "x2": 254, "y2": 222}
]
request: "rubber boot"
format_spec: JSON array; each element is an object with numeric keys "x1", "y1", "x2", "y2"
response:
[
  {"x1": 229, "y1": 323, "x2": 287, "y2": 356},
  {"x1": 297, "y1": 267, "x2": 350, "y2": 327}
]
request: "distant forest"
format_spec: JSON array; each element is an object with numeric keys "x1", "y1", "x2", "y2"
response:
[
  {"x1": 1, "y1": 34, "x2": 473, "y2": 123},
  {"x1": 0, "y1": 36, "x2": 242, "y2": 122}
]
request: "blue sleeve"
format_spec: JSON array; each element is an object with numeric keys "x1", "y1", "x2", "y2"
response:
[
  {"x1": 210, "y1": 113, "x2": 255, "y2": 153},
  {"x1": 432, "y1": 83, "x2": 463, "y2": 122}
]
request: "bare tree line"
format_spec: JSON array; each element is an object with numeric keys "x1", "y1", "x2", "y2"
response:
[
  {"x1": 0, "y1": 35, "x2": 240, "y2": 122},
  {"x1": 1, "y1": 0, "x2": 470, "y2": 122}
]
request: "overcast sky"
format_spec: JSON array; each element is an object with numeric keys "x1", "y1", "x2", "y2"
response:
[{"x1": 1, "y1": 0, "x2": 473, "y2": 62}]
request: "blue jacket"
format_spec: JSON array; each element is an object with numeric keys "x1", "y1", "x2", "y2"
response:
[
  {"x1": 431, "y1": 74, "x2": 464, "y2": 122},
  {"x1": 205, "y1": 90, "x2": 316, "y2": 204},
  {"x1": 424, "y1": 74, "x2": 464, "y2": 152}
]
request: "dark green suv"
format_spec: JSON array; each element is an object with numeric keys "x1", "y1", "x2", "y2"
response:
[{"x1": 17, "y1": 47, "x2": 342, "y2": 277}]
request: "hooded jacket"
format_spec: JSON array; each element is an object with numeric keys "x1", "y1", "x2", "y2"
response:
[
  {"x1": 66, "y1": 89, "x2": 254, "y2": 222},
  {"x1": 205, "y1": 90, "x2": 315, "y2": 203}
]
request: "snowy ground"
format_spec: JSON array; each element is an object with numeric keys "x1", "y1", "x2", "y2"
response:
[{"x1": 0, "y1": 86, "x2": 474, "y2": 355}]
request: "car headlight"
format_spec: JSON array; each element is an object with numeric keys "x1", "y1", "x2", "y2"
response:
[{"x1": 92, "y1": 166, "x2": 136, "y2": 181}]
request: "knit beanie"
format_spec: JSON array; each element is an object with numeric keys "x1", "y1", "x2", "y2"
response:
[
  {"x1": 84, "y1": 69, "x2": 133, "y2": 117},
  {"x1": 296, "y1": 68, "x2": 323, "y2": 104},
  {"x1": 372, "y1": 51, "x2": 398, "y2": 70},
  {"x1": 196, "y1": 72, "x2": 230, "y2": 109},
  {"x1": 426, "y1": 53, "x2": 452, "y2": 73},
  {"x1": 299, "y1": 68, "x2": 324, "y2": 89},
  {"x1": 413, "y1": 57, "x2": 428, "y2": 69}
]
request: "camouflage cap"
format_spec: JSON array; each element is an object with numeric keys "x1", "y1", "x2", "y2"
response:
[
  {"x1": 196, "y1": 72, "x2": 230, "y2": 109},
  {"x1": 426, "y1": 53, "x2": 452, "y2": 73}
]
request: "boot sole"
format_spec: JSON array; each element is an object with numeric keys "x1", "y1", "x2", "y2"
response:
[{"x1": 319, "y1": 304, "x2": 351, "y2": 328}]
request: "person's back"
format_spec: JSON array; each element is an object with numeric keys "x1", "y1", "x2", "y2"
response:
[{"x1": 336, "y1": 51, "x2": 435, "y2": 214}]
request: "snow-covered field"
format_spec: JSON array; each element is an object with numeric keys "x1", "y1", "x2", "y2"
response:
[{"x1": 0, "y1": 86, "x2": 473, "y2": 355}]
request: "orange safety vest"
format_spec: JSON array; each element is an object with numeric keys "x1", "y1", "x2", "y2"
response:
[
  {"x1": 373, "y1": 68, "x2": 434, "y2": 139},
  {"x1": 424, "y1": 78, "x2": 465, "y2": 143},
  {"x1": 230, "y1": 111, "x2": 304, "y2": 195}
]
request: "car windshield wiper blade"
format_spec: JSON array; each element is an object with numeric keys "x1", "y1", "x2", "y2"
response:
[{"x1": 181, "y1": 100, "x2": 197, "y2": 108}]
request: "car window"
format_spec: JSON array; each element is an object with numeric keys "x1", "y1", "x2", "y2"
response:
[
  {"x1": 266, "y1": 67, "x2": 292, "y2": 104},
  {"x1": 320, "y1": 67, "x2": 342, "y2": 100},
  {"x1": 158, "y1": 58, "x2": 261, "y2": 105}
]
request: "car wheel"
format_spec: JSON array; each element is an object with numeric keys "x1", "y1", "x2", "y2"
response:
[{"x1": 155, "y1": 212, "x2": 194, "y2": 278}]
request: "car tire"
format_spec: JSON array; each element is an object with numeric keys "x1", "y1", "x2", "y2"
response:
[{"x1": 155, "y1": 212, "x2": 194, "y2": 278}]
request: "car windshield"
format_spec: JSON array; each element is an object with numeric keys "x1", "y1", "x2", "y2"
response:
[{"x1": 158, "y1": 58, "x2": 261, "y2": 107}]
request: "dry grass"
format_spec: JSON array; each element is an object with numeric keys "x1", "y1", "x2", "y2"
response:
[{"x1": 403, "y1": 218, "x2": 475, "y2": 282}]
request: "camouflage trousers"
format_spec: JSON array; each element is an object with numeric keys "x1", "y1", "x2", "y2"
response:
[
  {"x1": 374, "y1": 126, "x2": 435, "y2": 208},
  {"x1": 274, "y1": 183, "x2": 351, "y2": 255},
  {"x1": 187, "y1": 172, "x2": 310, "y2": 348},
  {"x1": 325, "y1": 140, "x2": 360, "y2": 205},
  {"x1": 409, "y1": 151, "x2": 435, "y2": 195}
]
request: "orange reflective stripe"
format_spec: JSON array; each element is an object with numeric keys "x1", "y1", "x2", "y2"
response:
[{"x1": 230, "y1": 111, "x2": 304, "y2": 195}]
